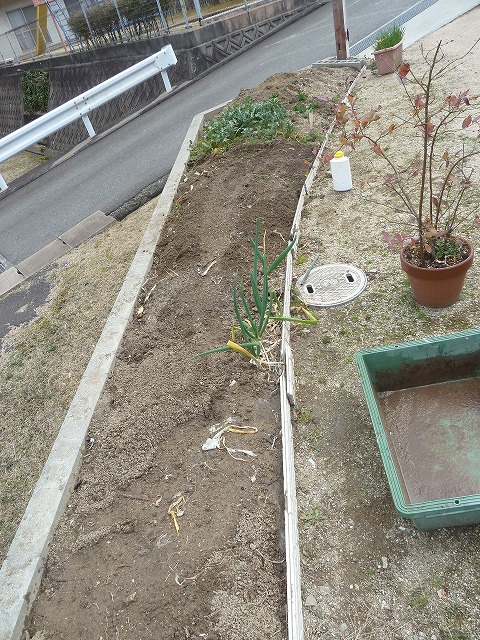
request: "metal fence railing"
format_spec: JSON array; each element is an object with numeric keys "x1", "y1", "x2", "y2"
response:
[{"x1": 0, "y1": 0, "x2": 246, "y2": 65}]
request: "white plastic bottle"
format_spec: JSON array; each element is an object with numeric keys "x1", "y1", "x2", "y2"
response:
[{"x1": 330, "y1": 150, "x2": 352, "y2": 191}]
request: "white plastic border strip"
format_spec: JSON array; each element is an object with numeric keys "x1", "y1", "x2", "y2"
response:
[{"x1": 280, "y1": 66, "x2": 365, "y2": 640}]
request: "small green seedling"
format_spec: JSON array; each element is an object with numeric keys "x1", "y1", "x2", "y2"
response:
[{"x1": 300, "y1": 507, "x2": 324, "y2": 524}]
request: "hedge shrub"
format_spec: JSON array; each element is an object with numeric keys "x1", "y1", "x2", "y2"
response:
[{"x1": 21, "y1": 70, "x2": 49, "y2": 116}]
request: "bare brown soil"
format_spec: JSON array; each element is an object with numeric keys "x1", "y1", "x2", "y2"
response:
[{"x1": 27, "y1": 67, "x2": 356, "y2": 640}]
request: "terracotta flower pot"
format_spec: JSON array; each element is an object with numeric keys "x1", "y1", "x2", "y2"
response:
[
  {"x1": 400, "y1": 239, "x2": 474, "y2": 308},
  {"x1": 373, "y1": 40, "x2": 403, "y2": 75}
]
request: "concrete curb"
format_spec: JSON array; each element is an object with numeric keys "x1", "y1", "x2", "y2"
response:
[
  {"x1": 0, "y1": 103, "x2": 223, "y2": 640},
  {"x1": 0, "y1": 211, "x2": 115, "y2": 299}
]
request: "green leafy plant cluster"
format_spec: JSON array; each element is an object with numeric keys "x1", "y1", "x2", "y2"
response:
[
  {"x1": 433, "y1": 237, "x2": 463, "y2": 261},
  {"x1": 293, "y1": 90, "x2": 327, "y2": 114},
  {"x1": 300, "y1": 506, "x2": 324, "y2": 524},
  {"x1": 373, "y1": 24, "x2": 404, "y2": 51},
  {"x1": 190, "y1": 97, "x2": 294, "y2": 161},
  {"x1": 21, "y1": 70, "x2": 49, "y2": 116}
]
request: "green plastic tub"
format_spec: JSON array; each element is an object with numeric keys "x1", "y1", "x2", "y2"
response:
[{"x1": 356, "y1": 328, "x2": 480, "y2": 529}]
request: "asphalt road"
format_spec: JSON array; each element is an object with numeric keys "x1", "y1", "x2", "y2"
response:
[{"x1": 0, "y1": 0, "x2": 423, "y2": 267}]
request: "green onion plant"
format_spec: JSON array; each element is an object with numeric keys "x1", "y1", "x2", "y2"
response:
[{"x1": 197, "y1": 220, "x2": 317, "y2": 360}]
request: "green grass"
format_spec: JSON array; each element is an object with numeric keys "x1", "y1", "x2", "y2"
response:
[
  {"x1": 411, "y1": 592, "x2": 428, "y2": 609},
  {"x1": 373, "y1": 24, "x2": 404, "y2": 51},
  {"x1": 303, "y1": 430, "x2": 322, "y2": 453},
  {"x1": 296, "y1": 254, "x2": 309, "y2": 265},
  {"x1": 300, "y1": 507, "x2": 324, "y2": 524},
  {"x1": 297, "y1": 408, "x2": 313, "y2": 423}
]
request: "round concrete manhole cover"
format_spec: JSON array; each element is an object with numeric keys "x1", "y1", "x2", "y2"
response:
[{"x1": 296, "y1": 263, "x2": 367, "y2": 307}]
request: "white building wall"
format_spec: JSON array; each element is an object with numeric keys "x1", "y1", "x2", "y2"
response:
[{"x1": 0, "y1": 1, "x2": 65, "y2": 62}]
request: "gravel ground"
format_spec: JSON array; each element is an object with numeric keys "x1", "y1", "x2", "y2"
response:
[{"x1": 292, "y1": 12, "x2": 480, "y2": 639}]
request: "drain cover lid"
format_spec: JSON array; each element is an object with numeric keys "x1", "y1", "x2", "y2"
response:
[{"x1": 297, "y1": 263, "x2": 367, "y2": 308}]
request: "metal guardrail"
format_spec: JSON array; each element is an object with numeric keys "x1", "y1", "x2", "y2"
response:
[{"x1": 0, "y1": 44, "x2": 177, "y2": 191}]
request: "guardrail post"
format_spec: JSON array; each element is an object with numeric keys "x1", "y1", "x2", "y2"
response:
[
  {"x1": 161, "y1": 70, "x2": 172, "y2": 92},
  {"x1": 81, "y1": 114, "x2": 96, "y2": 137}
]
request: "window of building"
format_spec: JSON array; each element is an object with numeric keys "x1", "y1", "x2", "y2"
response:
[{"x1": 7, "y1": 5, "x2": 52, "y2": 52}]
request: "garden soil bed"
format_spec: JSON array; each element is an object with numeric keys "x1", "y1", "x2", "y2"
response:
[{"x1": 27, "y1": 67, "x2": 356, "y2": 640}]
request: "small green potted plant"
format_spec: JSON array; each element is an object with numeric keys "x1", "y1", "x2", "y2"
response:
[
  {"x1": 329, "y1": 39, "x2": 480, "y2": 307},
  {"x1": 373, "y1": 24, "x2": 405, "y2": 75}
]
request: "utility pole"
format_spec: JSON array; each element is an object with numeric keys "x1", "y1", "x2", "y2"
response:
[{"x1": 332, "y1": 0, "x2": 348, "y2": 60}]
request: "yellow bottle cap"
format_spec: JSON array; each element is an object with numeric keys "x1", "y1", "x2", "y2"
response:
[{"x1": 334, "y1": 151, "x2": 344, "y2": 158}]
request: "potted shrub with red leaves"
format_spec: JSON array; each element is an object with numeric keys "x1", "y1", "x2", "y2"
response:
[{"x1": 329, "y1": 39, "x2": 480, "y2": 307}]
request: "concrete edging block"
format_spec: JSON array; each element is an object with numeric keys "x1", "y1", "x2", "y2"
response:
[
  {"x1": 59, "y1": 211, "x2": 115, "y2": 247},
  {"x1": 16, "y1": 240, "x2": 70, "y2": 278}
]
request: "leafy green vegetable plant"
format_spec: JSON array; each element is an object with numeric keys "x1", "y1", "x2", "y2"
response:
[{"x1": 190, "y1": 97, "x2": 293, "y2": 161}]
